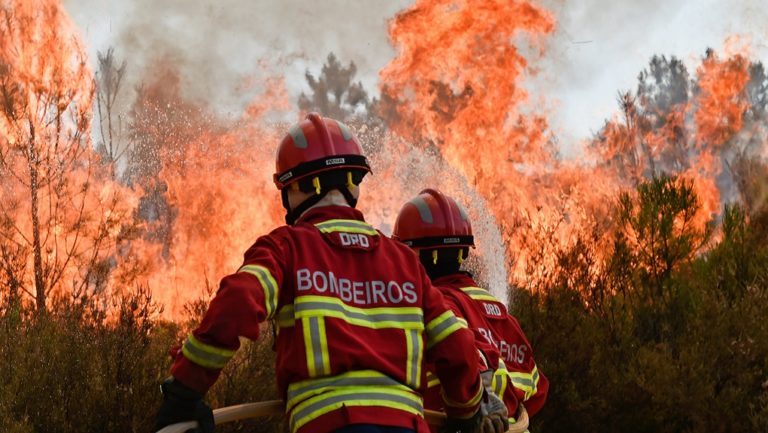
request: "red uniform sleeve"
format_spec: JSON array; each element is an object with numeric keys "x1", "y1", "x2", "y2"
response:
[
  {"x1": 421, "y1": 272, "x2": 483, "y2": 419},
  {"x1": 441, "y1": 292, "x2": 500, "y2": 372},
  {"x1": 170, "y1": 233, "x2": 288, "y2": 394},
  {"x1": 523, "y1": 367, "x2": 548, "y2": 416},
  {"x1": 506, "y1": 316, "x2": 548, "y2": 417}
]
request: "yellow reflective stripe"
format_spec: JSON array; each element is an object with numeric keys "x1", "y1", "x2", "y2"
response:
[
  {"x1": 303, "y1": 316, "x2": 330, "y2": 377},
  {"x1": 493, "y1": 360, "x2": 509, "y2": 398},
  {"x1": 277, "y1": 304, "x2": 295, "y2": 327},
  {"x1": 425, "y1": 310, "x2": 465, "y2": 349},
  {"x1": 459, "y1": 286, "x2": 498, "y2": 302},
  {"x1": 441, "y1": 377, "x2": 483, "y2": 410},
  {"x1": 181, "y1": 334, "x2": 235, "y2": 369},
  {"x1": 238, "y1": 264, "x2": 279, "y2": 319},
  {"x1": 426, "y1": 371, "x2": 440, "y2": 388},
  {"x1": 314, "y1": 219, "x2": 378, "y2": 236},
  {"x1": 286, "y1": 370, "x2": 413, "y2": 411},
  {"x1": 508, "y1": 365, "x2": 539, "y2": 400},
  {"x1": 317, "y1": 318, "x2": 330, "y2": 375},
  {"x1": 457, "y1": 317, "x2": 468, "y2": 327},
  {"x1": 289, "y1": 386, "x2": 423, "y2": 433},
  {"x1": 529, "y1": 365, "x2": 540, "y2": 399},
  {"x1": 405, "y1": 329, "x2": 423, "y2": 388},
  {"x1": 295, "y1": 295, "x2": 424, "y2": 330}
]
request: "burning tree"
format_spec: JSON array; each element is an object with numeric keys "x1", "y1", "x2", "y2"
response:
[
  {"x1": 0, "y1": 0, "x2": 138, "y2": 311},
  {"x1": 594, "y1": 50, "x2": 768, "y2": 218}
]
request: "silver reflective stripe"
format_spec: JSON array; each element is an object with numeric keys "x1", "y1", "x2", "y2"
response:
[
  {"x1": 407, "y1": 329, "x2": 421, "y2": 387},
  {"x1": 510, "y1": 376, "x2": 534, "y2": 389},
  {"x1": 460, "y1": 287, "x2": 498, "y2": 302},
  {"x1": 291, "y1": 392, "x2": 423, "y2": 431},
  {"x1": 239, "y1": 265, "x2": 278, "y2": 318},
  {"x1": 287, "y1": 374, "x2": 403, "y2": 408},
  {"x1": 426, "y1": 314, "x2": 460, "y2": 341},
  {"x1": 336, "y1": 120, "x2": 353, "y2": 141},
  {"x1": 493, "y1": 360, "x2": 508, "y2": 396},
  {"x1": 462, "y1": 287, "x2": 493, "y2": 297},
  {"x1": 315, "y1": 220, "x2": 377, "y2": 234},
  {"x1": 494, "y1": 375, "x2": 504, "y2": 395},
  {"x1": 308, "y1": 317, "x2": 325, "y2": 376},
  {"x1": 182, "y1": 338, "x2": 232, "y2": 368},
  {"x1": 296, "y1": 301, "x2": 422, "y2": 326},
  {"x1": 289, "y1": 124, "x2": 308, "y2": 149},
  {"x1": 409, "y1": 196, "x2": 434, "y2": 223}
]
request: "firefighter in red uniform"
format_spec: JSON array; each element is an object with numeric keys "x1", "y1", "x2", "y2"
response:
[
  {"x1": 153, "y1": 114, "x2": 509, "y2": 433},
  {"x1": 393, "y1": 189, "x2": 549, "y2": 431}
]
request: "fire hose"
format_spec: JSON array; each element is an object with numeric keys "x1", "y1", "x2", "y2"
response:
[{"x1": 156, "y1": 400, "x2": 529, "y2": 433}]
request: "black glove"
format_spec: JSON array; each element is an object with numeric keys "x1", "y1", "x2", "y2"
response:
[{"x1": 154, "y1": 377, "x2": 215, "y2": 433}]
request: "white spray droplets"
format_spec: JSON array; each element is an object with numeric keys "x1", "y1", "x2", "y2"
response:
[{"x1": 353, "y1": 123, "x2": 510, "y2": 301}]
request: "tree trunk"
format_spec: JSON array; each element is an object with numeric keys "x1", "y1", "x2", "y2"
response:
[{"x1": 28, "y1": 133, "x2": 45, "y2": 311}]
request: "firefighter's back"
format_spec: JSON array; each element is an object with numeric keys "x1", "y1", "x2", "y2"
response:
[{"x1": 272, "y1": 207, "x2": 435, "y2": 433}]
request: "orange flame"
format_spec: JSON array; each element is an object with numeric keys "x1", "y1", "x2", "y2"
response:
[
  {"x1": 122, "y1": 66, "x2": 291, "y2": 317},
  {"x1": 379, "y1": 0, "x2": 624, "y2": 286},
  {"x1": 0, "y1": 0, "x2": 141, "y2": 309},
  {"x1": 695, "y1": 51, "x2": 750, "y2": 148},
  {"x1": 4, "y1": 0, "x2": 764, "y2": 316},
  {"x1": 379, "y1": 0, "x2": 759, "y2": 290}
]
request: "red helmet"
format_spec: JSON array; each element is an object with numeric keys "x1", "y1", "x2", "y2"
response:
[
  {"x1": 393, "y1": 189, "x2": 474, "y2": 248},
  {"x1": 273, "y1": 112, "x2": 370, "y2": 190}
]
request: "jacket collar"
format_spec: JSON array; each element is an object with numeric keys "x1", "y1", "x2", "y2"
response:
[
  {"x1": 296, "y1": 205, "x2": 367, "y2": 225},
  {"x1": 432, "y1": 271, "x2": 477, "y2": 289}
]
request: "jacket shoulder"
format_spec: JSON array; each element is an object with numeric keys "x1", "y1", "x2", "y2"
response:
[{"x1": 241, "y1": 225, "x2": 294, "y2": 257}]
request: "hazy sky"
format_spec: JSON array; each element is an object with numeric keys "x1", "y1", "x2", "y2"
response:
[{"x1": 63, "y1": 0, "x2": 768, "y2": 157}]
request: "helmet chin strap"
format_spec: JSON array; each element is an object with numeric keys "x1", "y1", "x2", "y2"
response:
[{"x1": 282, "y1": 185, "x2": 358, "y2": 225}]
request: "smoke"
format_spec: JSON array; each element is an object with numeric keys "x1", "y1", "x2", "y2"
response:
[
  {"x1": 529, "y1": 0, "x2": 768, "y2": 157},
  {"x1": 64, "y1": 0, "x2": 413, "y2": 114}
]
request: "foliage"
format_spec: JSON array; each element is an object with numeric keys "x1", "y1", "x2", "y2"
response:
[
  {"x1": 0, "y1": 288, "x2": 281, "y2": 433},
  {"x1": 514, "y1": 176, "x2": 768, "y2": 433},
  {"x1": 298, "y1": 53, "x2": 373, "y2": 121}
]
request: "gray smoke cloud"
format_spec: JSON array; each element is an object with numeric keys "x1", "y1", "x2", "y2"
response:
[
  {"x1": 529, "y1": 0, "x2": 768, "y2": 157},
  {"x1": 64, "y1": 0, "x2": 412, "y2": 114}
]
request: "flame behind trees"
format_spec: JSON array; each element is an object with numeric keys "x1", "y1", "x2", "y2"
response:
[
  {"x1": 2, "y1": 0, "x2": 768, "y2": 315},
  {"x1": 593, "y1": 50, "x2": 768, "y2": 226},
  {"x1": 377, "y1": 0, "x2": 768, "y2": 295},
  {"x1": 0, "y1": 0, "x2": 139, "y2": 312}
]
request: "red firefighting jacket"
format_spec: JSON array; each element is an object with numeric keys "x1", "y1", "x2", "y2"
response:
[
  {"x1": 170, "y1": 206, "x2": 483, "y2": 433},
  {"x1": 424, "y1": 273, "x2": 549, "y2": 425}
]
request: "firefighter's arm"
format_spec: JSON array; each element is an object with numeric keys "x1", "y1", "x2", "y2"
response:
[
  {"x1": 170, "y1": 233, "x2": 287, "y2": 395},
  {"x1": 422, "y1": 276, "x2": 483, "y2": 419},
  {"x1": 443, "y1": 294, "x2": 501, "y2": 372},
  {"x1": 506, "y1": 316, "x2": 548, "y2": 417},
  {"x1": 521, "y1": 367, "x2": 548, "y2": 416},
  {"x1": 471, "y1": 327, "x2": 500, "y2": 371}
]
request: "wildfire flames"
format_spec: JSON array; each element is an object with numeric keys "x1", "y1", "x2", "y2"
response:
[
  {"x1": 0, "y1": 0, "x2": 138, "y2": 310},
  {"x1": 1, "y1": 0, "x2": 766, "y2": 317}
]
